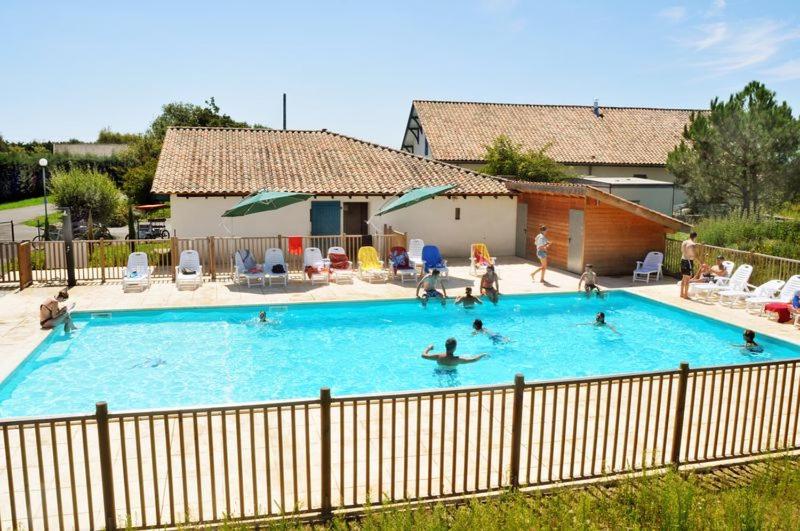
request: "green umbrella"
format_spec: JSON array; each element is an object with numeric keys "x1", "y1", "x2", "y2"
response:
[
  {"x1": 222, "y1": 190, "x2": 313, "y2": 217},
  {"x1": 373, "y1": 184, "x2": 457, "y2": 216}
]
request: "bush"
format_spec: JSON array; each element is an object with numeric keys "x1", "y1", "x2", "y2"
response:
[
  {"x1": 49, "y1": 168, "x2": 124, "y2": 224},
  {"x1": 694, "y1": 214, "x2": 800, "y2": 259}
]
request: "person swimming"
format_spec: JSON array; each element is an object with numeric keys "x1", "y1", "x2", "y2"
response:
[
  {"x1": 471, "y1": 319, "x2": 509, "y2": 343},
  {"x1": 737, "y1": 329, "x2": 763, "y2": 353},
  {"x1": 421, "y1": 338, "x2": 485, "y2": 366},
  {"x1": 578, "y1": 312, "x2": 620, "y2": 335}
]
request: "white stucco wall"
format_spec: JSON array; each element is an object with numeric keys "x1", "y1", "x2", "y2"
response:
[{"x1": 170, "y1": 194, "x2": 517, "y2": 257}]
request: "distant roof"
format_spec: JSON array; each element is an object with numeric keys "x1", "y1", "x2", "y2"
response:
[
  {"x1": 152, "y1": 127, "x2": 512, "y2": 197},
  {"x1": 506, "y1": 180, "x2": 691, "y2": 232},
  {"x1": 573, "y1": 176, "x2": 673, "y2": 186},
  {"x1": 406, "y1": 100, "x2": 703, "y2": 167}
]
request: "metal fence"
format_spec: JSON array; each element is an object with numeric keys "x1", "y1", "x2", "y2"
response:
[
  {"x1": 1, "y1": 359, "x2": 799, "y2": 530},
  {"x1": 25, "y1": 233, "x2": 406, "y2": 284},
  {"x1": 664, "y1": 237, "x2": 800, "y2": 285}
]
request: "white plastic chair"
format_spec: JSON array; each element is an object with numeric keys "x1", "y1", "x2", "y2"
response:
[
  {"x1": 175, "y1": 250, "x2": 203, "y2": 290},
  {"x1": 745, "y1": 275, "x2": 800, "y2": 314},
  {"x1": 718, "y1": 279, "x2": 784, "y2": 308},
  {"x1": 632, "y1": 252, "x2": 663, "y2": 283},
  {"x1": 233, "y1": 250, "x2": 264, "y2": 287},
  {"x1": 263, "y1": 248, "x2": 289, "y2": 287},
  {"x1": 123, "y1": 252, "x2": 151, "y2": 292},
  {"x1": 408, "y1": 238, "x2": 425, "y2": 271},
  {"x1": 691, "y1": 264, "x2": 752, "y2": 300},
  {"x1": 327, "y1": 246, "x2": 354, "y2": 284},
  {"x1": 304, "y1": 247, "x2": 329, "y2": 285}
]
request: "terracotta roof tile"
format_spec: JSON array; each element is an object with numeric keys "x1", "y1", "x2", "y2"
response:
[
  {"x1": 411, "y1": 100, "x2": 703, "y2": 166},
  {"x1": 152, "y1": 127, "x2": 511, "y2": 196}
]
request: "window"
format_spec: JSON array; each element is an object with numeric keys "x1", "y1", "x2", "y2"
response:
[
  {"x1": 424, "y1": 138, "x2": 429, "y2": 157},
  {"x1": 633, "y1": 173, "x2": 647, "y2": 179},
  {"x1": 455, "y1": 207, "x2": 461, "y2": 220}
]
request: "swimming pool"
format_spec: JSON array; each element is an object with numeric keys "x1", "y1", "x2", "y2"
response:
[{"x1": 2, "y1": 291, "x2": 799, "y2": 417}]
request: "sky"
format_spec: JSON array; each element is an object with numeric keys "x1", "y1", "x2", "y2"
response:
[{"x1": 1, "y1": 0, "x2": 799, "y2": 148}]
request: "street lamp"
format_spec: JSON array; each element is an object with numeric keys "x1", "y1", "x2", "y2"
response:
[{"x1": 39, "y1": 158, "x2": 50, "y2": 240}]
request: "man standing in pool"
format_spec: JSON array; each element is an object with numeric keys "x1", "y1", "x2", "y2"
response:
[
  {"x1": 422, "y1": 338, "x2": 486, "y2": 365},
  {"x1": 416, "y1": 269, "x2": 447, "y2": 306},
  {"x1": 455, "y1": 287, "x2": 483, "y2": 308}
]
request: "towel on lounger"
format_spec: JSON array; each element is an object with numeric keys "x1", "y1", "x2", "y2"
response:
[
  {"x1": 288, "y1": 236, "x2": 303, "y2": 256},
  {"x1": 329, "y1": 253, "x2": 350, "y2": 270}
]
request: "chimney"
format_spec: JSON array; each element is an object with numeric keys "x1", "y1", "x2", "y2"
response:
[{"x1": 593, "y1": 98, "x2": 603, "y2": 118}]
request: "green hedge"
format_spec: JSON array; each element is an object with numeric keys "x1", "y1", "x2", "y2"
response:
[
  {"x1": 694, "y1": 215, "x2": 800, "y2": 260},
  {"x1": 88, "y1": 241, "x2": 171, "y2": 267}
]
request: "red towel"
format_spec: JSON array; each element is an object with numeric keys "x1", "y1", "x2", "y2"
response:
[
  {"x1": 765, "y1": 302, "x2": 792, "y2": 323},
  {"x1": 329, "y1": 253, "x2": 350, "y2": 270},
  {"x1": 288, "y1": 236, "x2": 303, "y2": 256},
  {"x1": 305, "y1": 265, "x2": 328, "y2": 279}
]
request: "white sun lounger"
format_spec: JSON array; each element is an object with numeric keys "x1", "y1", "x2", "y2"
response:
[
  {"x1": 122, "y1": 252, "x2": 151, "y2": 292},
  {"x1": 263, "y1": 248, "x2": 289, "y2": 287},
  {"x1": 233, "y1": 250, "x2": 265, "y2": 287},
  {"x1": 327, "y1": 246, "x2": 354, "y2": 284},
  {"x1": 691, "y1": 264, "x2": 752, "y2": 300},
  {"x1": 717, "y1": 279, "x2": 784, "y2": 308},
  {"x1": 745, "y1": 274, "x2": 800, "y2": 314},
  {"x1": 304, "y1": 247, "x2": 329, "y2": 285},
  {"x1": 175, "y1": 249, "x2": 203, "y2": 290},
  {"x1": 632, "y1": 251, "x2": 663, "y2": 283},
  {"x1": 408, "y1": 238, "x2": 425, "y2": 271}
]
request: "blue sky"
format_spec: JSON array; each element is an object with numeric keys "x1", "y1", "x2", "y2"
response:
[{"x1": 1, "y1": 0, "x2": 798, "y2": 148}]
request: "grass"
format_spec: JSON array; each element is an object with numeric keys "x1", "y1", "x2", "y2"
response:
[
  {"x1": 88, "y1": 241, "x2": 171, "y2": 267},
  {"x1": 0, "y1": 196, "x2": 44, "y2": 211},
  {"x1": 184, "y1": 458, "x2": 800, "y2": 530},
  {"x1": 22, "y1": 212, "x2": 62, "y2": 227}
]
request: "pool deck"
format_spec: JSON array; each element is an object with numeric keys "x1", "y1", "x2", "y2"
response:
[{"x1": 1, "y1": 256, "x2": 799, "y2": 383}]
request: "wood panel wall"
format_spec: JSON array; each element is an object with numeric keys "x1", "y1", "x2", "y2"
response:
[
  {"x1": 517, "y1": 192, "x2": 584, "y2": 270},
  {"x1": 583, "y1": 198, "x2": 669, "y2": 275},
  {"x1": 518, "y1": 192, "x2": 671, "y2": 276}
]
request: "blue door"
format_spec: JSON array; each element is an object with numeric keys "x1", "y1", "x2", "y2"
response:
[{"x1": 310, "y1": 201, "x2": 341, "y2": 235}]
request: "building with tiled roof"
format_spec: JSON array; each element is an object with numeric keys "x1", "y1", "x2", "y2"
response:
[
  {"x1": 401, "y1": 100, "x2": 703, "y2": 209},
  {"x1": 152, "y1": 127, "x2": 518, "y2": 255}
]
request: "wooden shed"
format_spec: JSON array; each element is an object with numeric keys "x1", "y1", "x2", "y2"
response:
[{"x1": 509, "y1": 181, "x2": 692, "y2": 276}]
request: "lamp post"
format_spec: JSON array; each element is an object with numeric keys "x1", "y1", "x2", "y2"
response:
[{"x1": 38, "y1": 158, "x2": 50, "y2": 241}]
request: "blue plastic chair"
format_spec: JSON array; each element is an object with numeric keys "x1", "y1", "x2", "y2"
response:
[{"x1": 421, "y1": 245, "x2": 449, "y2": 276}]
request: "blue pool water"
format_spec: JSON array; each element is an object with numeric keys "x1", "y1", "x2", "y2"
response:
[{"x1": 2, "y1": 291, "x2": 799, "y2": 417}]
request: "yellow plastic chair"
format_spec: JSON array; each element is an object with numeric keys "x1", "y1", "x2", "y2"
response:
[{"x1": 357, "y1": 246, "x2": 389, "y2": 283}]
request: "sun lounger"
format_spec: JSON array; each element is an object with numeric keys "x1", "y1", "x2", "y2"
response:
[
  {"x1": 632, "y1": 251, "x2": 663, "y2": 283},
  {"x1": 357, "y1": 246, "x2": 389, "y2": 283},
  {"x1": 408, "y1": 238, "x2": 425, "y2": 271},
  {"x1": 745, "y1": 274, "x2": 800, "y2": 314},
  {"x1": 263, "y1": 248, "x2": 289, "y2": 287},
  {"x1": 175, "y1": 249, "x2": 203, "y2": 290},
  {"x1": 691, "y1": 264, "x2": 752, "y2": 300},
  {"x1": 327, "y1": 246, "x2": 354, "y2": 284},
  {"x1": 421, "y1": 245, "x2": 448, "y2": 277},
  {"x1": 304, "y1": 247, "x2": 329, "y2": 285},
  {"x1": 717, "y1": 279, "x2": 784, "y2": 308},
  {"x1": 122, "y1": 252, "x2": 151, "y2": 292},
  {"x1": 233, "y1": 250, "x2": 265, "y2": 287},
  {"x1": 469, "y1": 243, "x2": 497, "y2": 276},
  {"x1": 389, "y1": 246, "x2": 418, "y2": 284}
]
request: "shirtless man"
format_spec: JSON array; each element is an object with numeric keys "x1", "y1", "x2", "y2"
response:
[
  {"x1": 455, "y1": 287, "x2": 483, "y2": 308},
  {"x1": 680, "y1": 232, "x2": 698, "y2": 299},
  {"x1": 416, "y1": 269, "x2": 447, "y2": 306},
  {"x1": 39, "y1": 288, "x2": 77, "y2": 332},
  {"x1": 689, "y1": 255, "x2": 728, "y2": 285},
  {"x1": 421, "y1": 338, "x2": 485, "y2": 366},
  {"x1": 578, "y1": 264, "x2": 603, "y2": 297},
  {"x1": 480, "y1": 264, "x2": 500, "y2": 303}
]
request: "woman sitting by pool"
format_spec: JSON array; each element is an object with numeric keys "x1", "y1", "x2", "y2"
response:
[{"x1": 472, "y1": 319, "x2": 510, "y2": 343}]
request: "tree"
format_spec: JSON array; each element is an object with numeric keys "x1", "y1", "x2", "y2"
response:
[
  {"x1": 667, "y1": 81, "x2": 800, "y2": 215},
  {"x1": 50, "y1": 168, "x2": 123, "y2": 224},
  {"x1": 121, "y1": 97, "x2": 263, "y2": 203},
  {"x1": 481, "y1": 135, "x2": 570, "y2": 182},
  {"x1": 97, "y1": 128, "x2": 140, "y2": 144}
]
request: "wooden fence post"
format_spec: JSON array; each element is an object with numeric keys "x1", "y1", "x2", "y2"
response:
[
  {"x1": 99, "y1": 239, "x2": 106, "y2": 284},
  {"x1": 208, "y1": 236, "x2": 217, "y2": 281},
  {"x1": 670, "y1": 363, "x2": 690, "y2": 467},
  {"x1": 320, "y1": 388, "x2": 332, "y2": 519},
  {"x1": 170, "y1": 237, "x2": 178, "y2": 281},
  {"x1": 17, "y1": 241, "x2": 32, "y2": 290},
  {"x1": 509, "y1": 373, "x2": 525, "y2": 488},
  {"x1": 96, "y1": 402, "x2": 117, "y2": 530}
]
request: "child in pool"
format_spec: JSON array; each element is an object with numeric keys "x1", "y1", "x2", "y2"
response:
[
  {"x1": 736, "y1": 329, "x2": 763, "y2": 353},
  {"x1": 472, "y1": 319, "x2": 510, "y2": 343}
]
